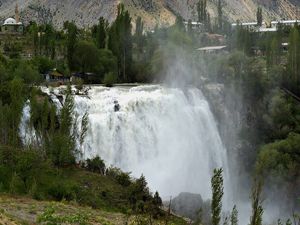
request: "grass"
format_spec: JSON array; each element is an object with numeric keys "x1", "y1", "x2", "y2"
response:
[
  {"x1": 34, "y1": 167, "x2": 131, "y2": 212},
  {"x1": 0, "y1": 194, "x2": 187, "y2": 225},
  {"x1": 0, "y1": 166, "x2": 187, "y2": 224}
]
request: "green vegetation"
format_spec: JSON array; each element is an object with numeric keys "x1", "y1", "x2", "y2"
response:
[
  {"x1": 211, "y1": 169, "x2": 223, "y2": 225},
  {"x1": 230, "y1": 205, "x2": 238, "y2": 225},
  {"x1": 0, "y1": 195, "x2": 185, "y2": 225},
  {"x1": 256, "y1": 7, "x2": 263, "y2": 27},
  {"x1": 249, "y1": 180, "x2": 263, "y2": 225}
]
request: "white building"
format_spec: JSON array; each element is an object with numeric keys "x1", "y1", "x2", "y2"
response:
[
  {"x1": 183, "y1": 21, "x2": 204, "y2": 32},
  {"x1": 232, "y1": 20, "x2": 300, "y2": 33},
  {"x1": 1, "y1": 3, "x2": 23, "y2": 34}
]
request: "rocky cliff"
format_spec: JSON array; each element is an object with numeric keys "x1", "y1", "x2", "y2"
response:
[{"x1": 0, "y1": 0, "x2": 299, "y2": 29}]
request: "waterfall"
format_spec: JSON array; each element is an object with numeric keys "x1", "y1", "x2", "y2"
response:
[
  {"x1": 21, "y1": 85, "x2": 231, "y2": 203},
  {"x1": 74, "y1": 85, "x2": 231, "y2": 202}
]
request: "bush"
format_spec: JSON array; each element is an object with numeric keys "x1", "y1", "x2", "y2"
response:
[
  {"x1": 106, "y1": 167, "x2": 132, "y2": 187},
  {"x1": 86, "y1": 156, "x2": 106, "y2": 175},
  {"x1": 9, "y1": 172, "x2": 25, "y2": 194},
  {"x1": 47, "y1": 181, "x2": 78, "y2": 201}
]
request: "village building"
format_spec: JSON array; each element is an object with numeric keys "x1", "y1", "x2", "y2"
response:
[
  {"x1": 196, "y1": 45, "x2": 227, "y2": 54},
  {"x1": 1, "y1": 4, "x2": 24, "y2": 34},
  {"x1": 232, "y1": 20, "x2": 300, "y2": 33},
  {"x1": 183, "y1": 21, "x2": 204, "y2": 32},
  {"x1": 231, "y1": 22, "x2": 266, "y2": 31},
  {"x1": 44, "y1": 69, "x2": 69, "y2": 83},
  {"x1": 271, "y1": 20, "x2": 300, "y2": 28}
]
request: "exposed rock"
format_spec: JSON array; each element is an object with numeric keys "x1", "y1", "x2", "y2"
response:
[
  {"x1": 168, "y1": 192, "x2": 210, "y2": 221},
  {"x1": 0, "y1": 0, "x2": 299, "y2": 29}
]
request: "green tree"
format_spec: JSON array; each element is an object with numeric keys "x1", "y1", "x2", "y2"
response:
[
  {"x1": 8, "y1": 78, "x2": 25, "y2": 146},
  {"x1": 13, "y1": 61, "x2": 41, "y2": 84},
  {"x1": 153, "y1": 191, "x2": 162, "y2": 207},
  {"x1": 287, "y1": 27, "x2": 300, "y2": 92},
  {"x1": 47, "y1": 86, "x2": 77, "y2": 167},
  {"x1": 86, "y1": 156, "x2": 106, "y2": 175},
  {"x1": 266, "y1": 36, "x2": 280, "y2": 68},
  {"x1": 108, "y1": 4, "x2": 133, "y2": 82},
  {"x1": 175, "y1": 15, "x2": 185, "y2": 32},
  {"x1": 92, "y1": 17, "x2": 108, "y2": 49},
  {"x1": 27, "y1": 22, "x2": 39, "y2": 56},
  {"x1": 197, "y1": 0, "x2": 210, "y2": 31},
  {"x1": 249, "y1": 180, "x2": 263, "y2": 225},
  {"x1": 217, "y1": 0, "x2": 223, "y2": 32},
  {"x1": 97, "y1": 49, "x2": 118, "y2": 79},
  {"x1": 187, "y1": 19, "x2": 193, "y2": 34},
  {"x1": 73, "y1": 41, "x2": 100, "y2": 73},
  {"x1": 256, "y1": 7, "x2": 263, "y2": 27},
  {"x1": 211, "y1": 168, "x2": 224, "y2": 225},
  {"x1": 236, "y1": 26, "x2": 252, "y2": 55},
  {"x1": 134, "y1": 16, "x2": 145, "y2": 60},
  {"x1": 32, "y1": 56, "x2": 55, "y2": 74},
  {"x1": 64, "y1": 21, "x2": 78, "y2": 71},
  {"x1": 41, "y1": 24, "x2": 56, "y2": 58},
  {"x1": 230, "y1": 205, "x2": 238, "y2": 225},
  {"x1": 197, "y1": 0, "x2": 207, "y2": 23}
]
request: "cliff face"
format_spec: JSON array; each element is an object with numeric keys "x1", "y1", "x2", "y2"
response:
[
  {"x1": 164, "y1": 0, "x2": 299, "y2": 22},
  {"x1": 0, "y1": 0, "x2": 299, "y2": 29}
]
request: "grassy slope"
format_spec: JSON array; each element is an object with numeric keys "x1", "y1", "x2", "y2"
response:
[
  {"x1": 0, "y1": 195, "x2": 187, "y2": 225},
  {"x1": 0, "y1": 168, "x2": 187, "y2": 225},
  {"x1": 0, "y1": 194, "x2": 126, "y2": 225}
]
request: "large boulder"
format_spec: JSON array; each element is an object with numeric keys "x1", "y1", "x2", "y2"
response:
[{"x1": 169, "y1": 192, "x2": 210, "y2": 221}]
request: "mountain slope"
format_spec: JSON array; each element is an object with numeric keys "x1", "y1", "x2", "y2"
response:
[{"x1": 0, "y1": 0, "x2": 299, "y2": 29}]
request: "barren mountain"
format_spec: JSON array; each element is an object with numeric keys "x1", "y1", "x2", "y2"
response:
[{"x1": 0, "y1": 0, "x2": 299, "y2": 29}]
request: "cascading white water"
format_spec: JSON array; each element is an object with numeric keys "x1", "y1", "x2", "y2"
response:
[
  {"x1": 21, "y1": 85, "x2": 231, "y2": 204},
  {"x1": 73, "y1": 85, "x2": 231, "y2": 201}
]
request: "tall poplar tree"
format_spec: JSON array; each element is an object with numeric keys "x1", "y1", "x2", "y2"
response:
[
  {"x1": 108, "y1": 4, "x2": 133, "y2": 82},
  {"x1": 135, "y1": 16, "x2": 144, "y2": 58},
  {"x1": 230, "y1": 205, "x2": 238, "y2": 225},
  {"x1": 266, "y1": 36, "x2": 280, "y2": 68},
  {"x1": 64, "y1": 21, "x2": 78, "y2": 71},
  {"x1": 287, "y1": 27, "x2": 300, "y2": 92},
  {"x1": 249, "y1": 180, "x2": 263, "y2": 225},
  {"x1": 217, "y1": 0, "x2": 223, "y2": 32},
  {"x1": 92, "y1": 17, "x2": 108, "y2": 49},
  {"x1": 197, "y1": 0, "x2": 211, "y2": 31},
  {"x1": 256, "y1": 7, "x2": 263, "y2": 26},
  {"x1": 211, "y1": 168, "x2": 224, "y2": 225}
]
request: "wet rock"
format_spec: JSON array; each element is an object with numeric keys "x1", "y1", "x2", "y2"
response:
[{"x1": 114, "y1": 100, "x2": 120, "y2": 112}]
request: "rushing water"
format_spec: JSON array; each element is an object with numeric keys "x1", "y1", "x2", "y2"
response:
[
  {"x1": 76, "y1": 85, "x2": 230, "y2": 200},
  {"x1": 22, "y1": 85, "x2": 231, "y2": 203}
]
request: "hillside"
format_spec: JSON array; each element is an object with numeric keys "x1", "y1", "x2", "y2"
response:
[
  {"x1": 0, "y1": 195, "x2": 187, "y2": 225},
  {"x1": 0, "y1": 164, "x2": 187, "y2": 225},
  {"x1": 0, "y1": 0, "x2": 299, "y2": 29}
]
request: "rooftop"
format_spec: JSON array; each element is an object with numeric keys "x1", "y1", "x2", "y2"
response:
[
  {"x1": 197, "y1": 46, "x2": 227, "y2": 51},
  {"x1": 183, "y1": 21, "x2": 203, "y2": 25},
  {"x1": 3, "y1": 17, "x2": 22, "y2": 26}
]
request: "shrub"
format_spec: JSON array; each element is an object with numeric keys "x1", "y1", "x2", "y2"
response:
[
  {"x1": 86, "y1": 156, "x2": 106, "y2": 175},
  {"x1": 9, "y1": 172, "x2": 25, "y2": 194},
  {"x1": 106, "y1": 167, "x2": 132, "y2": 186},
  {"x1": 47, "y1": 181, "x2": 78, "y2": 201}
]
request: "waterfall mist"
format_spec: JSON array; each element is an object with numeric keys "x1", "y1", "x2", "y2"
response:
[{"x1": 73, "y1": 85, "x2": 230, "y2": 202}]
